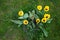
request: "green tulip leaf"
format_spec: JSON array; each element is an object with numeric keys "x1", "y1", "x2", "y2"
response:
[
  {"x1": 31, "y1": 22, "x2": 35, "y2": 28},
  {"x1": 11, "y1": 20, "x2": 22, "y2": 25},
  {"x1": 32, "y1": 10, "x2": 35, "y2": 14},
  {"x1": 34, "y1": 14, "x2": 39, "y2": 19},
  {"x1": 39, "y1": 26, "x2": 48, "y2": 37},
  {"x1": 29, "y1": 11, "x2": 34, "y2": 20},
  {"x1": 18, "y1": 17, "x2": 24, "y2": 19},
  {"x1": 47, "y1": 18, "x2": 53, "y2": 23},
  {"x1": 27, "y1": 24, "x2": 32, "y2": 29},
  {"x1": 23, "y1": 13, "x2": 29, "y2": 18}
]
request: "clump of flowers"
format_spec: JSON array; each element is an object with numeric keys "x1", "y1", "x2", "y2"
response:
[{"x1": 11, "y1": 5, "x2": 52, "y2": 40}]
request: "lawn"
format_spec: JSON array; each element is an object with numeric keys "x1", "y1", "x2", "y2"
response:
[{"x1": 0, "y1": 0, "x2": 60, "y2": 40}]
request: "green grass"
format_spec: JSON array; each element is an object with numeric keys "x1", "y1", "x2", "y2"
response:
[{"x1": 0, "y1": 0, "x2": 60, "y2": 40}]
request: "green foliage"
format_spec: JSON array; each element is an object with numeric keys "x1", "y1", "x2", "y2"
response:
[
  {"x1": 11, "y1": 8, "x2": 52, "y2": 40},
  {"x1": 39, "y1": 26, "x2": 48, "y2": 37},
  {"x1": 47, "y1": 18, "x2": 53, "y2": 23},
  {"x1": 0, "y1": 0, "x2": 60, "y2": 40},
  {"x1": 18, "y1": 13, "x2": 29, "y2": 19},
  {"x1": 11, "y1": 20, "x2": 22, "y2": 25}
]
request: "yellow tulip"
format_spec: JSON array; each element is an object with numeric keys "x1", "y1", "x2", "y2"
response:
[
  {"x1": 44, "y1": 14, "x2": 50, "y2": 19},
  {"x1": 41, "y1": 18, "x2": 47, "y2": 23},
  {"x1": 37, "y1": 5, "x2": 42, "y2": 10},
  {"x1": 44, "y1": 6, "x2": 49, "y2": 12},
  {"x1": 18, "y1": 10, "x2": 24, "y2": 16},
  {"x1": 36, "y1": 18, "x2": 40, "y2": 24},
  {"x1": 23, "y1": 20, "x2": 28, "y2": 25}
]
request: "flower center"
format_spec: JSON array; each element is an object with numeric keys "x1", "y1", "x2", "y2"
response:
[
  {"x1": 37, "y1": 20, "x2": 39, "y2": 22},
  {"x1": 43, "y1": 20, "x2": 45, "y2": 22},
  {"x1": 46, "y1": 16, "x2": 48, "y2": 18},
  {"x1": 46, "y1": 8, "x2": 47, "y2": 10},
  {"x1": 20, "y1": 12, "x2": 22, "y2": 14},
  {"x1": 25, "y1": 21, "x2": 27, "y2": 23}
]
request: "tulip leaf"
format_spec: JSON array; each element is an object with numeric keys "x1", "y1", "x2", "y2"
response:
[
  {"x1": 29, "y1": 11, "x2": 34, "y2": 20},
  {"x1": 18, "y1": 17, "x2": 24, "y2": 19},
  {"x1": 32, "y1": 10, "x2": 35, "y2": 14},
  {"x1": 39, "y1": 26, "x2": 48, "y2": 37},
  {"x1": 27, "y1": 24, "x2": 32, "y2": 29},
  {"x1": 18, "y1": 24, "x2": 22, "y2": 27},
  {"x1": 18, "y1": 13, "x2": 29, "y2": 19},
  {"x1": 29, "y1": 11, "x2": 33, "y2": 17},
  {"x1": 34, "y1": 14, "x2": 39, "y2": 19},
  {"x1": 11, "y1": 20, "x2": 22, "y2": 25},
  {"x1": 47, "y1": 18, "x2": 53, "y2": 23},
  {"x1": 39, "y1": 23, "x2": 43, "y2": 26},
  {"x1": 31, "y1": 21, "x2": 35, "y2": 28},
  {"x1": 23, "y1": 13, "x2": 29, "y2": 18}
]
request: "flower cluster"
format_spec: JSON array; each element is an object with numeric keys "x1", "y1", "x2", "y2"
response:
[
  {"x1": 17, "y1": 5, "x2": 50, "y2": 25},
  {"x1": 11, "y1": 5, "x2": 52, "y2": 39}
]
